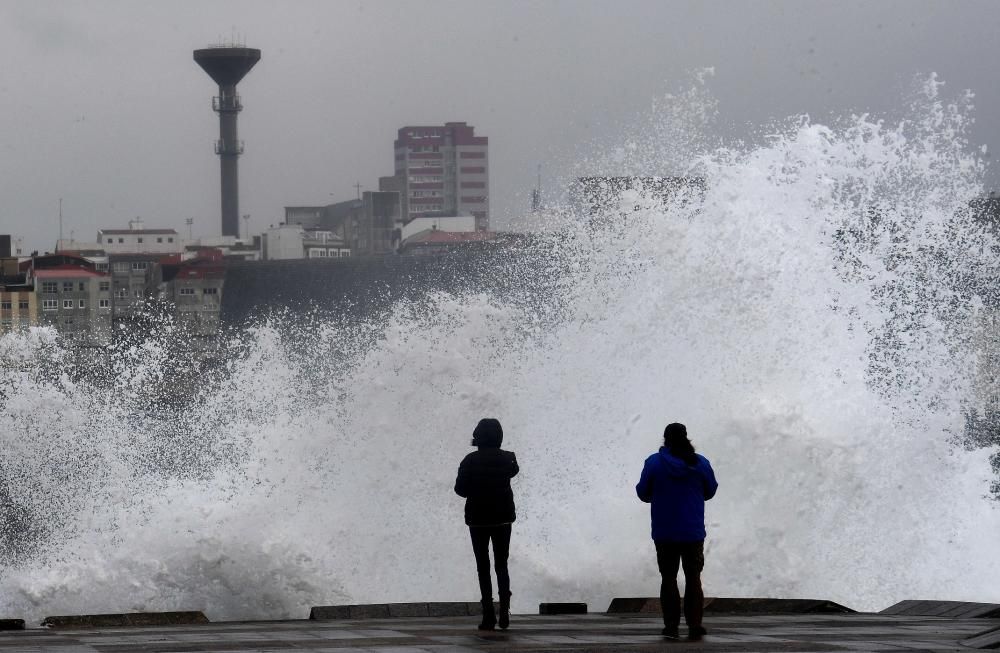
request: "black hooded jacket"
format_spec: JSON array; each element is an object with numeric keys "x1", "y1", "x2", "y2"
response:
[{"x1": 454, "y1": 421, "x2": 519, "y2": 526}]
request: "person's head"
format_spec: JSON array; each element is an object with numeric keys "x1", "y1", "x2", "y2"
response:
[
  {"x1": 471, "y1": 418, "x2": 503, "y2": 448},
  {"x1": 663, "y1": 422, "x2": 698, "y2": 465}
]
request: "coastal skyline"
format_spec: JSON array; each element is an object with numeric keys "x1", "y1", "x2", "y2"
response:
[{"x1": 1, "y1": 0, "x2": 999, "y2": 252}]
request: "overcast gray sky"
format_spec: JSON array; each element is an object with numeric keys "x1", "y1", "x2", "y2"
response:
[{"x1": 1, "y1": 0, "x2": 998, "y2": 252}]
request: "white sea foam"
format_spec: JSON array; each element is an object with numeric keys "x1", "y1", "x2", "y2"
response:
[{"x1": 1, "y1": 76, "x2": 998, "y2": 622}]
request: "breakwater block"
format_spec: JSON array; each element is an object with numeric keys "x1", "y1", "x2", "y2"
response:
[
  {"x1": 539, "y1": 603, "x2": 587, "y2": 615},
  {"x1": 607, "y1": 597, "x2": 855, "y2": 614},
  {"x1": 607, "y1": 598, "x2": 661, "y2": 614},
  {"x1": 880, "y1": 600, "x2": 1000, "y2": 618},
  {"x1": 705, "y1": 598, "x2": 855, "y2": 614},
  {"x1": 41, "y1": 612, "x2": 208, "y2": 629},
  {"x1": 0, "y1": 620, "x2": 24, "y2": 631},
  {"x1": 961, "y1": 625, "x2": 1000, "y2": 649},
  {"x1": 309, "y1": 602, "x2": 482, "y2": 620}
]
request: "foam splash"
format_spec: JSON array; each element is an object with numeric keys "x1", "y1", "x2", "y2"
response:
[{"x1": 1, "y1": 75, "x2": 998, "y2": 622}]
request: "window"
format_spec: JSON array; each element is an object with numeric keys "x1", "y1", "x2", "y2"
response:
[
  {"x1": 168, "y1": 237, "x2": 174, "y2": 243},
  {"x1": 42, "y1": 299, "x2": 57, "y2": 311},
  {"x1": 78, "y1": 299, "x2": 86, "y2": 309},
  {"x1": 0, "y1": 301, "x2": 10, "y2": 310},
  {"x1": 18, "y1": 300, "x2": 28, "y2": 310},
  {"x1": 96, "y1": 262, "x2": 108, "y2": 272},
  {"x1": 99, "y1": 299, "x2": 110, "y2": 309},
  {"x1": 202, "y1": 287, "x2": 218, "y2": 295},
  {"x1": 118, "y1": 238, "x2": 124, "y2": 243},
  {"x1": 178, "y1": 287, "x2": 195, "y2": 295},
  {"x1": 137, "y1": 237, "x2": 143, "y2": 244},
  {"x1": 157, "y1": 237, "x2": 163, "y2": 243},
  {"x1": 78, "y1": 282, "x2": 85, "y2": 291},
  {"x1": 113, "y1": 262, "x2": 129, "y2": 273},
  {"x1": 62, "y1": 282, "x2": 73, "y2": 292},
  {"x1": 62, "y1": 299, "x2": 73, "y2": 309},
  {"x1": 118, "y1": 288, "x2": 128, "y2": 299},
  {"x1": 131, "y1": 262, "x2": 147, "y2": 270},
  {"x1": 42, "y1": 281, "x2": 58, "y2": 293},
  {"x1": 99, "y1": 281, "x2": 110, "y2": 292}
]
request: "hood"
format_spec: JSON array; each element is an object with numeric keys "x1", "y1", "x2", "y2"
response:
[
  {"x1": 472, "y1": 418, "x2": 503, "y2": 448},
  {"x1": 658, "y1": 447, "x2": 697, "y2": 477}
]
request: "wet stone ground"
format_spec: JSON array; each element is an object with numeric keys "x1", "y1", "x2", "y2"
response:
[{"x1": 0, "y1": 612, "x2": 995, "y2": 652}]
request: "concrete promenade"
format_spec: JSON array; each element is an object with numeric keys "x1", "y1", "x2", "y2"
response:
[{"x1": 0, "y1": 611, "x2": 996, "y2": 652}]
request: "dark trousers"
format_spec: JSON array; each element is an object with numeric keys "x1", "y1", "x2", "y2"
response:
[
  {"x1": 469, "y1": 524, "x2": 511, "y2": 602},
  {"x1": 655, "y1": 540, "x2": 705, "y2": 631}
]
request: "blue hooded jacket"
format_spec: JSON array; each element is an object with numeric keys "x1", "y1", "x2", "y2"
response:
[{"x1": 636, "y1": 447, "x2": 718, "y2": 542}]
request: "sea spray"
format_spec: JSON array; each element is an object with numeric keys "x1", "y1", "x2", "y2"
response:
[{"x1": 1, "y1": 76, "x2": 998, "y2": 621}]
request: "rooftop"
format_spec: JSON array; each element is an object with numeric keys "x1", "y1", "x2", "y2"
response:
[
  {"x1": 33, "y1": 267, "x2": 107, "y2": 279},
  {"x1": 99, "y1": 229, "x2": 178, "y2": 236},
  {"x1": 405, "y1": 230, "x2": 495, "y2": 245}
]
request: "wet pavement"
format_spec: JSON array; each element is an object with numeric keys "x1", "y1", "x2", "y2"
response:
[{"x1": 0, "y1": 611, "x2": 996, "y2": 652}]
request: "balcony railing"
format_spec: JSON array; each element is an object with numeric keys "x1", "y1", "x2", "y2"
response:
[
  {"x1": 215, "y1": 139, "x2": 245, "y2": 155},
  {"x1": 212, "y1": 95, "x2": 243, "y2": 112}
]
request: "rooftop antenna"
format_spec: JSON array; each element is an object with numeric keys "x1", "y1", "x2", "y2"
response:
[
  {"x1": 537, "y1": 164, "x2": 542, "y2": 208},
  {"x1": 354, "y1": 182, "x2": 364, "y2": 201},
  {"x1": 531, "y1": 165, "x2": 543, "y2": 212},
  {"x1": 194, "y1": 41, "x2": 261, "y2": 237}
]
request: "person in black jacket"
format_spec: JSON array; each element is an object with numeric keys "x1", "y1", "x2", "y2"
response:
[{"x1": 454, "y1": 418, "x2": 519, "y2": 630}]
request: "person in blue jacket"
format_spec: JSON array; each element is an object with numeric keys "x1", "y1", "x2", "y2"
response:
[{"x1": 636, "y1": 422, "x2": 718, "y2": 641}]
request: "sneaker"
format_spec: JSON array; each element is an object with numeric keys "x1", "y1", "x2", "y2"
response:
[
  {"x1": 661, "y1": 627, "x2": 680, "y2": 640},
  {"x1": 687, "y1": 625, "x2": 707, "y2": 641}
]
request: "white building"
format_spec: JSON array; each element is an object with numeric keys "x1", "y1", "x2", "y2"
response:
[
  {"x1": 262, "y1": 224, "x2": 350, "y2": 260},
  {"x1": 98, "y1": 219, "x2": 183, "y2": 255},
  {"x1": 400, "y1": 215, "x2": 476, "y2": 241}
]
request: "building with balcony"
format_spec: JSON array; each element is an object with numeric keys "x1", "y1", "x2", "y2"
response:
[{"x1": 387, "y1": 122, "x2": 489, "y2": 230}]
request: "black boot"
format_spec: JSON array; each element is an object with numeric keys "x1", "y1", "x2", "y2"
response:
[
  {"x1": 498, "y1": 592, "x2": 511, "y2": 630},
  {"x1": 478, "y1": 599, "x2": 496, "y2": 631}
]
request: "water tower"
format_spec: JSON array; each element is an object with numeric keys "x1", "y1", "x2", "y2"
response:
[{"x1": 193, "y1": 45, "x2": 260, "y2": 238}]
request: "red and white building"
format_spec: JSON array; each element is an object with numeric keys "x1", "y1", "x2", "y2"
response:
[{"x1": 389, "y1": 122, "x2": 490, "y2": 231}]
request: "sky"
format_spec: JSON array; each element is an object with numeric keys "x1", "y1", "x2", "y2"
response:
[{"x1": 1, "y1": 0, "x2": 999, "y2": 252}]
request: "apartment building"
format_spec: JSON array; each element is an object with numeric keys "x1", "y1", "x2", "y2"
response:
[
  {"x1": 30, "y1": 254, "x2": 112, "y2": 346},
  {"x1": 0, "y1": 254, "x2": 35, "y2": 334},
  {"x1": 388, "y1": 122, "x2": 489, "y2": 231},
  {"x1": 157, "y1": 250, "x2": 226, "y2": 346}
]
